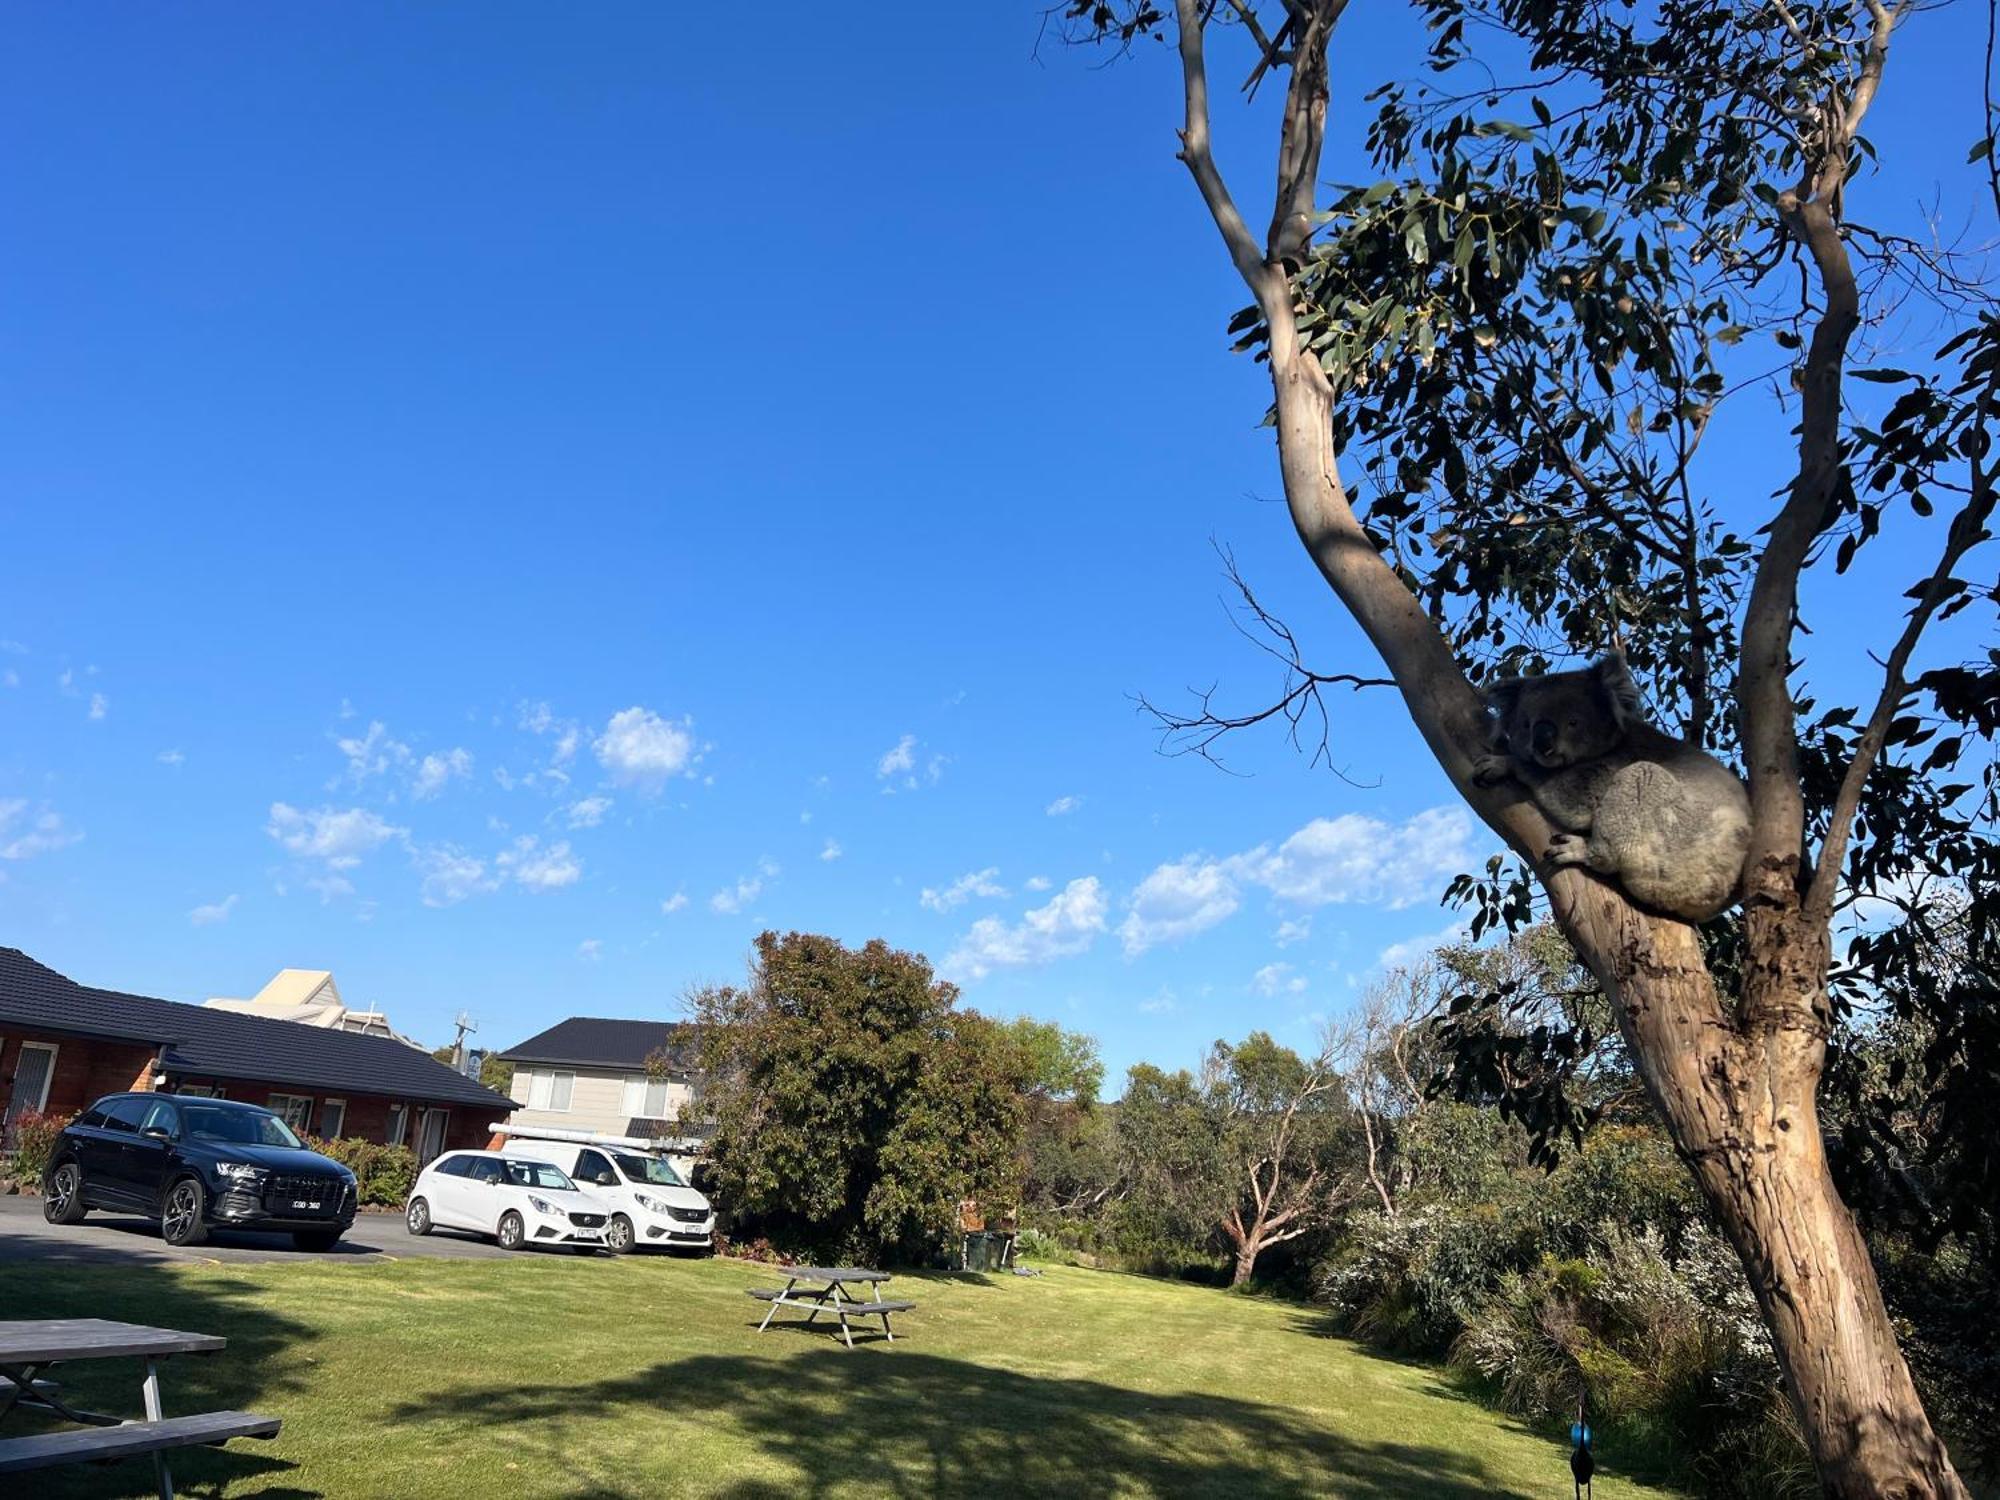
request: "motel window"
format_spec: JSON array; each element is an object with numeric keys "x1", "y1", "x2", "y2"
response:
[
  {"x1": 385, "y1": 1104, "x2": 408, "y2": 1148},
  {"x1": 268, "y1": 1094, "x2": 313, "y2": 1134},
  {"x1": 527, "y1": 1069, "x2": 574, "y2": 1112},
  {"x1": 623, "y1": 1074, "x2": 673, "y2": 1120},
  {"x1": 319, "y1": 1099, "x2": 347, "y2": 1140}
]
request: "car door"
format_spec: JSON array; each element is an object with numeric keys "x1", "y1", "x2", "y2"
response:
[
  {"x1": 125, "y1": 1097, "x2": 181, "y2": 1210},
  {"x1": 92, "y1": 1096, "x2": 151, "y2": 1206},
  {"x1": 423, "y1": 1155, "x2": 474, "y2": 1229},
  {"x1": 462, "y1": 1157, "x2": 507, "y2": 1233}
]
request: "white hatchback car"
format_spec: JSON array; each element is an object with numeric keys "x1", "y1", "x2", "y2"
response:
[
  {"x1": 406, "y1": 1149, "x2": 616, "y2": 1253},
  {"x1": 497, "y1": 1137, "x2": 716, "y2": 1255}
]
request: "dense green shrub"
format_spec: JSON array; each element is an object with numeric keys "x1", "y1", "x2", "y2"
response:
[
  {"x1": 305, "y1": 1136, "x2": 417, "y2": 1206},
  {"x1": 9, "y1": 1111, "x2": 71, "y2": 1186}
]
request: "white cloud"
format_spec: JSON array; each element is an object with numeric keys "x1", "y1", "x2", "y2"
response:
[
  {"x1": 0, "y1": 802, "x2": 83, "y2": 861},
  {"x1": 1275, "y1": 917, "x2": 1313, "y2": 948},
  {"x1": 877, "y1": 735, "x2": 946, "y2": 792},
  {"x1": 1118, "y1": 856, "x2": 1241, "y2": 956},
  {"x1": 661, "y1": 890, "x2": 688, "y2": 914},
  {"x1": 920, "y1": 867, "x2": 1008, "y2": 913},
  {"x1": 266, "y1": 804, "x2": 403, "y2": 869},
  {"x1": 335, "y1": 721, "x2": 410, "y2": 783},
  {"x1": 1376, "y1": 920, "x2": 1472, "y2": 974},
  {"x1": 415, "y1": 845, "x2": 498, "y2": 907},
  {"x1": 305, "y1": 873, "x2": 355, "y2": 903},
  {"x1": 87, "y1": 692, "x2": 108, "y2": 721},
  {"x1": 565, "y1": 795, "x2": 614, "y2": 829},
  {"x1": 158, "y1": 749, "x2": 185, "y2": 768},
  {"x1": 944, "y1": 876, "x2": 1108, "y2": 981},
  {"x1": 497, "y1": 836, "x2": 582, "y2": 891},
  {"x1": 711, "y1": 859, "x2": 780, "y2": 915},
  {"x1": 1117, "y1": 806, "x2": 1475, "y2": 957},
  {"x1": 578, "y1": 938, "x2": 603, "y2": 962},
  {"x1": 1024, "y1": 875, "x2": 1052, "y2": 893},
  {"x1": 1138, "y1": 988, "x2": 1180, "y2": 1015},
  {"x1": 595, "y1": 707, "x2": 696, "y2": 792},
  {"x1": 190, "y1": 895, "x2": 238, "y2": 926},
  {"x1": 1252, "y1": 961, "x2": 1309, "y2": 998},
  {"x1": 412, "y1": 748, "x2": 473, "y2": 799},
  {"x1": 1233, "y1": 807, "x2": 1472, "y2": 910},
  {"x1": 877, "y1": 735, "x2": 917, "y2": 779},
  {"x1": 820, "y1": 839, "x2": 843, "y2": 862},
  {"x1": 1045, "y1": 795, "x2": 1083, "y2": 817}
]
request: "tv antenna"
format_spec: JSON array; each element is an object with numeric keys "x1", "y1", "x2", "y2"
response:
[{"x1": 450, "y1": 1011, "x2": 479, "y2": 1072}]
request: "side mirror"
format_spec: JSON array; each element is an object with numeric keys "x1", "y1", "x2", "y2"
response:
[{"x1": 142, "y1": 1126, "x2": 172, "y2": 1141}]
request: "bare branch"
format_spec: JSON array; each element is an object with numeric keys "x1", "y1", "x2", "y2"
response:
[{"x1": 1174, "y1": 0, "x2": 1277, "y2": 299}]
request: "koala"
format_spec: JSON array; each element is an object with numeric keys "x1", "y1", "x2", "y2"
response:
[{"x1": 1471, "y1": 655, "x2": 1749, "y2": 922}]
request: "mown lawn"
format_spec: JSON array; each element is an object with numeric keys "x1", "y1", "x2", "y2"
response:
[{"x1": 3, "y1": 1249, "x2": 1688, "y2": 1498}]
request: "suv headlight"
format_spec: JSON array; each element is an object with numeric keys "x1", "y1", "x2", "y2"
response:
[
  {"x1": 634, "y1": 1193, "x2": 674, "y2": 1215},
  {"x1": 527, "y1": 1195, "x2": 558, "y2": 1216},
  {"x1": 217, "y1": 1162, "x2": 269, "y2": 1187}
]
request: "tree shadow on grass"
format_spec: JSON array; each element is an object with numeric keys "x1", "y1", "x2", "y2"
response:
[
  {"x1": 0, "y1": 1262, "x2": 319, "y2": 1498},
  {"x1": 387, "y1": 1350, "x2": 1547, "y2": 1499}
]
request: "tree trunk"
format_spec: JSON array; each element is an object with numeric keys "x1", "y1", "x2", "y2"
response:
[
  {"x1": 1548, "y1": 881, "x2": 1967, "y2": 1499},
  {"x1": 1230, "y1": 1237, "x2": 1260, "y2": 1288}
]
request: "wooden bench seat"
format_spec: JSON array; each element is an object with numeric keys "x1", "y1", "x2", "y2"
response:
[{"x1": 0, "y1": 1411, "x2": 281, "y2": 1474}]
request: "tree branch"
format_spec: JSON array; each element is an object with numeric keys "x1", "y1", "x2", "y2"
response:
[{"x1": 1174, "y1": 0, "x2": 1278, "y2": 301}]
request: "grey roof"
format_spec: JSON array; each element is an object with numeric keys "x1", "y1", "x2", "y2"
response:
[
  {"x1": 499, "y1": 1016, "x2": 693, "y2": 1072},
  {"x1": 0, "y1": 948, "x2": 514, "y2": 1111}
]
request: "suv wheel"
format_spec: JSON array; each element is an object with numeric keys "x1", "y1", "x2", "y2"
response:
[
  {"x1": 161, "y1": 1178, "x2": 210, "y2": 1247},
  {"x1": 496, "y1": 1210, "x2": 525, "y2": 1251},
  {"x1": 605, "y1": 1215, "x2": 635, "y2": 1255},
  {"x1": 43, "y1": 1161, "x2": 87, "y2": 1225}
]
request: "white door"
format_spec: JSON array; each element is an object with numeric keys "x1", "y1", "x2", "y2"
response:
[
  {"x1": 426, "y1": 1159, "x2": 474, "y2": 1230},
  {"x1": 4, "y1": 1043, "x2": 59, "y2": 1133}
]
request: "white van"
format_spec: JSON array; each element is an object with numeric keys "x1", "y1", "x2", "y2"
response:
[{"x1": 496, "y1": 1134, "x2": 715, "y2": 1255}]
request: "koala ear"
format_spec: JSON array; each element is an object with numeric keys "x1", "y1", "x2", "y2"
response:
[{"x1": 1594, "y1": 653, "x2": 1645, "y2": 727}]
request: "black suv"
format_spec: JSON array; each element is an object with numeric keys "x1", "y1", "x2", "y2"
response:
[{"x1": 42, "y1": 1093, "x2": 358, "y2": 1251}]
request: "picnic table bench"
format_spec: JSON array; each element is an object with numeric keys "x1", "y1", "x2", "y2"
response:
[
  {"x1": 0, "y1": 1318, "x2": 281, "y2": 1499},
  {"x1": 747, "y1": 1266, "x2": 916, "y2": 1347}
]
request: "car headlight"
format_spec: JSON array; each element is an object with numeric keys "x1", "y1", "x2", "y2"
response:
[
  {"x1": 217, "y1": 1162, "x2": 269, "y2": 1187},
  {"x1": 527, "y1": 1195, "x2": 557, "y2": 1216},
  {"x1": 634, "y1": 1193, "x2": 679, "y2": 1216}
]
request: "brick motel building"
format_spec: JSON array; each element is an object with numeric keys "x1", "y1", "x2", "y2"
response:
[{"x1": 0, "y1": 947, "x2": 513, "y2": 1162}]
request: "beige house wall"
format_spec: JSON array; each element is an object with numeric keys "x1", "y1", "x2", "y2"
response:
[{"x1": 506, "y1": 1064, "x2": 697, "y2": 1138}]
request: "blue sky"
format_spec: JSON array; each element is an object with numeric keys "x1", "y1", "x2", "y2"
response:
[{"x1": 1, "y1": 3, "x2": 1988, "y2": 1088}]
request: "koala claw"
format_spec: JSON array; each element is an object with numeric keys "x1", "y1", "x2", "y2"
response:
[
  {"x1": 1471, "y1": 753, "x2": 1513, "y2": 789},
  {"x1": 1545, "y1": 833, "x2": 1589, "y2": 868}
]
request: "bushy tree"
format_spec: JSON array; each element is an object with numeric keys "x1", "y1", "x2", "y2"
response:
[{"x1": 684, "y1": 931, "x2": 1030, "y2": 1264}]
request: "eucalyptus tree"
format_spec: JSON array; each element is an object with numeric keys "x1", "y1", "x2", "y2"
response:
[{"x1": 1058, "y1": 1, "x2": 1997, "y2": 1493}]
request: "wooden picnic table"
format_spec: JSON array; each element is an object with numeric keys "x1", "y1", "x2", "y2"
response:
[
  {"x1": 746, "y1": 1266, "x2": 916, "y2": 1348},
  {"x1": 0, "y1": 1318, "x2": 280, "y2": 1499}
]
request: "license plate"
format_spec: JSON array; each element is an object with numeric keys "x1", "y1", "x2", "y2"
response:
[{"x1": 292, "y1": 1200, "x2": 322, "y2": 1211}]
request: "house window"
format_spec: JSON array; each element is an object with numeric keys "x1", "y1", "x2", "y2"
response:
[
  {"x1": 385, "y1": 1104, "x2": 408, "y2": 1148},
  {"x1": 177, "y1": 1084, "x2": 218, "y2": 1098},
  {"x1": 319, "y1": 1099, "x2": 347, "y2": 1139},
  {"x1": 528, "y1": 1069, "x2": 574, "y2": 1112},
  {"x1": 623, "y1": 1074, "x2": 673, "y2": 1119},
  {"x1": 268, "y1": 1094, "x2": 313, "y2": 1134},
  {"x1": 416, "y1": 1108, "x2": 449, "y2": 1165}
]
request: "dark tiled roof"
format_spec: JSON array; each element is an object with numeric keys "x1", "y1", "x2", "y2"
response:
[
  {"x1": 499, "y1": 1016, "x2": 692, "y2": 1071},
  {"x1": 0, "y1": 948, "x2": 514, "y2": 1111}
]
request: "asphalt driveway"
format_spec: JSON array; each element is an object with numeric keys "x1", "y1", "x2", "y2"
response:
[{"x1": 0, "y1": 1192, "x2": 518, "y2": 1265}]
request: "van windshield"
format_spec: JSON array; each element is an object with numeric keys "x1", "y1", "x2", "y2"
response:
[
  {"x1": 503, "y1": 1160, "x2": 576, "y2": 1191},
  {"x1": 612, "y1": 1151, "x2": 686, "y2": 1187}
]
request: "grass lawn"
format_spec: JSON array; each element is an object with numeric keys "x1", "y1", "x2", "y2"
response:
[{"x1": 2, "y1": 1249, "x2": 1688, "y2": 1498}]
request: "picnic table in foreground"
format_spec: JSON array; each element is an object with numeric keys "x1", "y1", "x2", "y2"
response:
[
  {"x1": 0, "y1": 1318, "x2": 280, "y2": 1499},
  {"x1": 746, "y1": 1266, "x2": 917, "y2": 1348}
]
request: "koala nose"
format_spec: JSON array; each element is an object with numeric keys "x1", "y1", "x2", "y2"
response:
[{"x1": 1531, "y1": 720, "x2": 1557, "y2": 753}]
